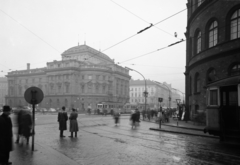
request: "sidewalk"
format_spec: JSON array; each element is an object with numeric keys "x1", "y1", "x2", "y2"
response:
[
  {"x1": 10, "y1": 127, "x2": 80, "y2": 165},
  {"x1": 147, "y1": 117, "x2": 219, "y2": 139}
]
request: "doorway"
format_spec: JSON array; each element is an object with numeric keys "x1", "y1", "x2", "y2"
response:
[{"x1": 220, "y1": 85, "x2": 240, "y2": 130}]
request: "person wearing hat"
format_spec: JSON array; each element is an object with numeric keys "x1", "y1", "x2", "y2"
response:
[
  {"x1": 0, "y1": 105, "x2": 13, "y2": 165},
  {"x1": 58, "y1": 106, "x2": 68, "y2": 137}
]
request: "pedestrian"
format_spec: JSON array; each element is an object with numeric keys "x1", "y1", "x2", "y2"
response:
[
  {"x1": 15, "y1": 109, "x2": 24, "y2": 144},
  {"x1": 0, "y1": 105, "x2": 13, "y2": 165},
  {"x1": 58, "y1": 106, "x2": 68, "y2": 138},
  {"x1": 130, "y1": 110, "x2": 139, "y2": 129},
  {"x1": 135, "y1": 109, "x2": 140, "y2": 123},
  {"x1": 69, "y1": 108, "x2": 78, "y2": 138},
  {"x1": 113, "y1": 110, "x2": 120, "y2": 126},
  {"x1": 20, "y1": 109, "x2": 33, "y2": 145},
  {"x1": 147, "y1": 110, "x2": 151, "y2": 121}
]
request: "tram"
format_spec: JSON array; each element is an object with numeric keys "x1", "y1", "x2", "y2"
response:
[
  {"x1": 96, "y1": 101, "x2": 124, "y2": 114},
  {"x1": 204, "y1": 76, "x2": 240, "y2": 141}
]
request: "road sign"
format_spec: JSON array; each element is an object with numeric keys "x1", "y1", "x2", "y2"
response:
[
  {"x1": 24, "y1": 87, "x2": 44, "y2": 105},
  {"x1": 158, "y1": 98, "x2": 163, "y2": 102}
]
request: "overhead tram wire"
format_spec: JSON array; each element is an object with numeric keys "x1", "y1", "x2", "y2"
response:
[
  {"x1": 85, "y1": 7, "x2": 187, "y2": 62},
  {"x1": 118, "y1": 39, "x2": 185, "y2": 64},
  {"x1": 117, "y1": 10, "x2": 237, "y2": 65},
  {"x1": 0, "y1": 9, "x2": 61, "y2": 54},
  {"x1": 110, "y1": 0, "x2": 184, "y2": 40}
]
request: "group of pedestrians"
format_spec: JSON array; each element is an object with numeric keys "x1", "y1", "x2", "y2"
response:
[{"x1": 58, "y1": 106, "x2": 79, "y2": 138}]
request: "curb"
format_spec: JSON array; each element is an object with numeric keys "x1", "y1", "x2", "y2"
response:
[
  {"x1": 142, "y1": 119, "x2": 204, "y2": 131},
  {"x1": 149, "y1": 128, "x2": 219, "y2": 139}
]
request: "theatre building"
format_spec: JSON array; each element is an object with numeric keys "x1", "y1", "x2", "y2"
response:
[{"x1": 5, "y1": 45, "x2": 130, "y2": 111}]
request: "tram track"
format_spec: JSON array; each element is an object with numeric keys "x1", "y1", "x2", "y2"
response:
[
  {"x1": 32, "y1": 116, "x2": 240, "y2": 164},
  {"x1": 76, "y1": 119, "x2": 240, "y2": 165},
  {"x1": 77, "y1": 122, "x2": 225, "y2": 165}
]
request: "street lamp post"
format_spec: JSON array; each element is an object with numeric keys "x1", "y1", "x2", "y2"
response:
[
  {"x1": 176, "y1": 99, "x2": 181, "y2": 126},
  {"x1": 125, "y1": 67, "x2": 148, "y2": 112},
  {"x1": 161, "y1": 83, "x2": 171, "y2": 109}
]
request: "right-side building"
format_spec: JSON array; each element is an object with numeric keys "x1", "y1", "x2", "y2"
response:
[{"x1": 185, "y1": 0, "x2": 240, "y2": 138}]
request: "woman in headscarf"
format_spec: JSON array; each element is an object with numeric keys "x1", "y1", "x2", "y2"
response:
[{"x1": 69, "y1": 108, "x2": 79, "y2": 138}]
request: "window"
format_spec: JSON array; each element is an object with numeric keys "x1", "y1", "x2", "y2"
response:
[
  {"x1": 18, "y1": 87, "x2": 22, "y2": 95},
  {"x1": 96, "y1": 85, "x2": 99, "y2": 93},
  {"x1": 66, "y1": 85, "x2": 69, "y2": 93},
  {"x1": 230, "y1": 9, "x2": 240, "y2": 40},
  {"x1": 58, "y1": 85, "x2": 61, "y2": 93},
  {"x1": 197, "y1": 0, "x2": 204, "y2": 7},
  {"x1": 65, "y1": 99, "x2": 68, "y2": 107},
  {"x1": 195, "y1": 104, "x2": 199, "y2": 113},
  {"x1": 210, "y1": 89, "x2": 218, "y2": 105},
  {"x1": 81, "y1": 85, "x2": 85, "y2": 93},
  {"x1": 209, "y1": 21, "x2": 218, "y2": 48},
  {"x1": 197, "y1": 31, "x2": 201, "y2": 54},
  {"x1": 207, "y1": 68, "x2": 216, "y2": 83},
  {"x1": 194, "y1": 73, "x2": 201, "y2": 93},
  {"x1": 229, "y1": 63, "x2": 240, "y2": 76},
  {"x1": 189, "y1": 76, "x2": 192, "y2": 95},
  {"x1": 82, "y1": 75, "x2": 85, "y2": 80}
]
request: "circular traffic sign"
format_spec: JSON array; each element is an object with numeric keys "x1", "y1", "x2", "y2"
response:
[{"x1": 24, "y1": 87, "x2": 44, "y2": 104}]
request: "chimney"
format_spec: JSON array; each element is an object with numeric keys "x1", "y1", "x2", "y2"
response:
[{"x1": 27, "y1": 63, "x2": 30, "y2": 70}]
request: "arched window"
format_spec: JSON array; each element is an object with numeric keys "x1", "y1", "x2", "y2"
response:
[
  {"x1": 194, "y1": 73, "x2": 201, "y2": 93},
  {"x1": 209, "y1": 21, "x2": 218, "y2": 48},
  {"x1": 230, "y1": 8, "x2": 240, "y2": 40},
  {"x1": 207, "y1": 68, "x2": 217, "y2": 83},
  {"x1": 195, "y1": 30, "x2": 202, "y2": 54},
  {"x1": 229, "y1": 63, "x2": 240, "y2": 76},
  {"x1": 65, "y1": 99, "x2": 68, "y2": 107}
]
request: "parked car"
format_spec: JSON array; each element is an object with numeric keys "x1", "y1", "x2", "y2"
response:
[
  {"x1": 39, "y1": 108, "x2": 48, "y2": 113},
  {"x1": 48, "y1": 108, "x2": 57, "y2": 112}
]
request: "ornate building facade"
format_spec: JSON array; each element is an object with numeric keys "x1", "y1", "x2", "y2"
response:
[
  {"x1": 185, "y1": 0, "x2": 240, "y2": 121},
  {"x1": 5, "y1": 45, "x2": 131, "y2": 111},
  {"x1": 129, "y1": 79, "x2": 183, "y2": 110},
  {"x1": 0, "y1": 77, "x2": 8, "y2": 106}
]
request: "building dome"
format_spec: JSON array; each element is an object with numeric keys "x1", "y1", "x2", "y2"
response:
[{"x1": 61, "y1": 45, "x2": 112, "y2": 62}]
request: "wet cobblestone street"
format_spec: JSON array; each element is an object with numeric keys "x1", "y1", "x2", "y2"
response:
[{"x1": 10, "y1": 114, "x2": 240, "y2": 165}]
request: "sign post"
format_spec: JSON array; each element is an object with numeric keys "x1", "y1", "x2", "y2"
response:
[{"x1": 24, "y1": 87, "x2": 44, "y2": 151}]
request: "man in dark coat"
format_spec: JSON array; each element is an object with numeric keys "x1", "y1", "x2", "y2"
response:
[
  {"x1": 15, "y1": 109, "x2": 24, "y2": 143},
  {"x1": 21, "y1": 109, "x2": 32, "y2": 144},
  {"x1": 0, "y1": 105, "x2": 13, "y2": 165},
  {"x1": 58, "y1": 106, "x2": 68, "y2": 137}
]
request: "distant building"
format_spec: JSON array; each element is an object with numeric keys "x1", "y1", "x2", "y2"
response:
[
  {"x1": 0, "y1": 77, "x2": 8, "y2": 106},
  {"x1": 5, "y1": 45, "x2": 131, "y2": 111},
  {"x1": 129, "y1": 79, "x2": 182, "y2": 110}
]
